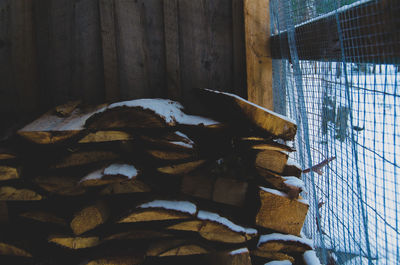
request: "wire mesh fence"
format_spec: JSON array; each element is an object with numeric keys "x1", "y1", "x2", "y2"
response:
[{"x1": 270, "y1": 1, "x2": 400, "y2": 264}]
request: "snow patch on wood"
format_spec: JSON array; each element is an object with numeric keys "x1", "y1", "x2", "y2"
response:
[
  {"x1": 202, "y1": 89, "x2": 296, "y2": 124},
  {"x1": 258, "y1": 233, "x2": 313, "y2": 248},
  {"x1": 104, "y1": 164, "x2": 138, "y2": 178},
  {"x1": 283, "y1": 177, "x2": 305, "y2": 190},
  {"x1": 229, "y1": 248, "x2": 249, "y2": 255},
  {"x1": 197, "y1": 210, "x2": 257, "y2": 234},
  {"x1": 265, "y1": 260, "x2": 292, "y2": 265},
  {"x1": 139, "y1": 200, "x2": 197, "y2": 215},
  {"x1": 171, "y1": 141, "x2": 193, "y2": 149},
  {"x1": 260, "y1": 186, "x2": 309, "y2": 205},
  {"x1": 303, "y1": 250, "x2": 321, "y2": 265},
  {"x1": 97, "y1": 99, "x2": 219, "y2": 126},
  {"x1": 80, "y1": 169, "x2": 103, "y2": 182}
]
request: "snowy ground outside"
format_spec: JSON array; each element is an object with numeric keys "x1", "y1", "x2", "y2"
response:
[{"x1": 284, "y1": 61, "x2": 400, "y2": 265}]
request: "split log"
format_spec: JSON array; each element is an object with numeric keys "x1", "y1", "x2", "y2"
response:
[
  {"x1": 71, "y1": 200, "x2": 110, "y2": 235},
  {"x1": 139, "y1": 131, "x2": 195, "y2": 151},
  {"x1": 79, "y1": 131, "x2": 133, "y2": 144},
  {"x1": 51, "y1": 150, "x2": 119, "y2": 169},
  {"x1": 19, "y1": 211, "x2": 67, "y2": 227},
  {"x1": 282, "y1": 159, "x2": 302, "y2": 178},
  {"x1": 0, "y1": 186, "x2": 43, "y2": 201},
  {"x1": 54, "y1": 100, "x2": 82, "y2": 117},
  {"x1": 257, "y1": 169, "x2": 304, "y2": 199},
  {"x1": 84, "y1": 256, "x2": 144, "y2": 265},
  {"x1": 104, "y1": 230, "x2": 172, "y2": 242},
  {"x1": 256, "y1": 187, "x2": 309, "y2": 235},
  {"x1": 118, "y1": 200, "x2": 197, "y2": 223},
  {"x1": 207, "y1": 248, "x2": 252, "y2": 265},
  {"x1": 85, "y1": 99, "x2": 219, "y2": 130},
  {"x1": 257, "y1": 233, "x2": 313, "y2": 253},
  {"x1": 168, "y1": 210, "x2": 257, "y2": 243},
  {"x1": 146, "y1": 239, "x2": 208, "y2": 257},
  {"x1": 18, "y1": 104, "x2": 105, "y2": 144},
  {"x1": 250, "y1": 142, "x2": 294, "y2": 153},
  {"x1": 181, "y1": 173, "x2": 249, "y2": 208},
  {"x1": 251, "y1": 250, "x2": 295, "y2": 263},
  {"x1": 0, "y1": 148, "x2": 16, "y2": 160},
  {"x1": 255, "y1": 150, "x2": 289, "y2": 174},
  {"x1": 157, "y1": 160, "x2": 206, "y2": 175},
  {"x1": 100, "y1": 180, "x2": 150, "y2": 195},
  {"x1": 146, "y1": 149, "x2": 194, "y2": 161},
  {"x1": 144, "y1": 248, "x2": 252, "y2": 265},
  {"x1": 198, "y1": 88, "x2": 297, "y2": 140},
  {"x1": 0, "y1": 242, "x2": 32, "y2": 257},
  {"x1": 213, "y1": 178, "x2": 248, "y2": 207},
  {"x1": 181, "y1": 172, "x2": 214, "y2": 201},
  {"x1": 0, "y1": 166, "x2": 19, "y2": 181},
  {"x1": 34, "y1": 175, "x2": 86, "y2": 196},
  {"x1": 80, "y1": 163, "x2": 139, "y2": 187},
  {"x1": 48, "y1": 235, "x2": 101, "y2": 249}
]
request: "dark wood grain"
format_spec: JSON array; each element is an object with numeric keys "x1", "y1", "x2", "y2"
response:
[
  {"x1": 163, "y1": 0, "x2": 181, "y2": 100},
  {"x1": 100, "y1": 0, "x2": 120, "y2": 102}
]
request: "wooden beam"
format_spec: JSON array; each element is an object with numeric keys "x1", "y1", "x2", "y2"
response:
[
  {"x1": 244, "y1": 0, "x2": 273, "y2": 110},
  {"x1": 271, "y1": 0, "x2": 400, "y2": 64}
]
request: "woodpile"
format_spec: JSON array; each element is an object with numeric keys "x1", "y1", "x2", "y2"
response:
[{"x1": 0, "y1": 89, "x2": 320, "y2": 265}]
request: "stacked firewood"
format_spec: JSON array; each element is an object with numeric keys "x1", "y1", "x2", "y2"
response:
[{"x1": 0, "y1": 89, "x2": 320, "y2": 265}]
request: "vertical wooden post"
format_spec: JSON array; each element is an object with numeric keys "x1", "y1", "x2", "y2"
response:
[
  {"x1": 244, "y1": 0, "x2": 273, "y2": 110},
  {"x1": 163, "y1": 0, "x2": 181, "y2": 101}
]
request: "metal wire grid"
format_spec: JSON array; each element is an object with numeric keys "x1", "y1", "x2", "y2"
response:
[{"x1": 271, "y1": 1, "x2": 400, "y2": 264}]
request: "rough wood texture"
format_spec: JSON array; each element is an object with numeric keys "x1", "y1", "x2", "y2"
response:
[
  {"x1": 17, "y1": 105, "x2": 105, "y2": 144},
  {"x1": 104, "y1": 230, "x2": 172, "y2": 242},
  {"x1": 257, "y1": 238, "x2": 312, "y2": 253},
  {"x1": 99, "y1": 0, "x2": 119, "y2": 101},
  {"x1": 0, "y1": 186, "x2": 43, "y2": 201},
  {"x1": 256, "y1": 187, "x2": 308, "y2": 236},
  {"x1": 48, "y1": 235, "x2": 101, "y2": 249},
  {"x1": 163, "y1": 0, "x2": 181, "y2": 100},
  {"x1": 0, "y1": 166, "x2": 19, "y2": 181},
  {"x1": 255, "y1": 150, "x2": 289, "y2": 174},
  {"x1": 71, "y1": 200, "x2": 110, "y2": 235},
  {"x1": 198, "y1": 89, "x2": 297, "y2": 140},
  {"x1": 244, "y1": 0, "x2": 272, "y2": 109},
  {"x1": 168, "y1": 219, "x2": 256, "y2": 244},
  {"x1": 79, "y1": 131, "x2": 132, "y2": 143},
  {"x1": 20, "y1": 211, "x2": 67, "y2": 226},
  {"x1": 146, "y1": 239, "x2": 208, "y2": 257},
  {"x1": 118, "y1": 208, "x2": 192, "y2": 224},
  {"x1": 146, "y1": 149, "x2": 194, "y2": 161},
  {"x1": 157, "y1": 160, "x2": 206, "y2": 175},
  {"x1": 1, "y1": 0, "x2": 247, "y2": 115},
  {"x1": 181, "y1": 173, "x2": 249, "y2": 208},
  {"x1": 251, "y1": 250, "x2": 295, "y2": 263},
  {"x1": 0, "y1": 242, "x2": 32, "y2": 257},
  {"x1": 34, "y1": 175, "x2": 86, "y2": 196},
  {"x1": 100, "y1": 180, "x2": 150, "y2": 195},
  {"x1": 51, "y1": 150, "x2": 119, "y2": 169},
  {"x1": 85, "y1": 256, "x2": 144, "y2": 265}
]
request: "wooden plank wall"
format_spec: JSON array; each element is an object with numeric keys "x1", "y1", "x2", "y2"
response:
[{"x1": 0, "y1": 0, "x2": 247, "y2": 118}]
